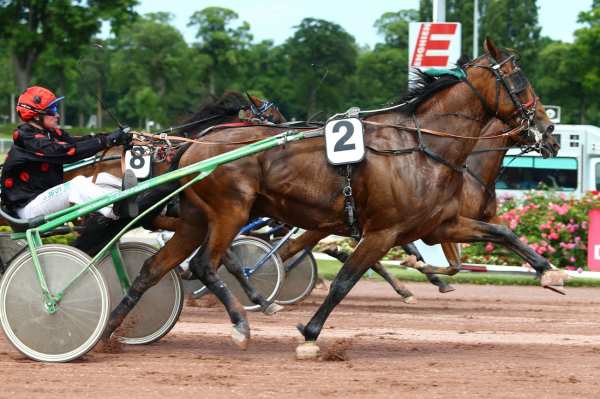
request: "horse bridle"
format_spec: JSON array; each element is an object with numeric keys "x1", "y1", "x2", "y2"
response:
[
  {"x1": 462, "y1": 53, "x2": 537, "y2": 131},
  {"x1": 248, "y1": 100, "x2": 279, "y2": 123}
]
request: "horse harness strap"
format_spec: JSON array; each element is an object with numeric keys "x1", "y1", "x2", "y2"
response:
[
  {"x1": 365, "y1": 115, "x2": 467, "y2": 174},
  {"x1": 362, "y1": 120, "x2": 524, "y2": 140},
  {"x1": 91, "y1": 148, "x2": 110, "y2": 184},
  {"x1": 339, "y1": 164, "x2": 361, "y2": 241}
]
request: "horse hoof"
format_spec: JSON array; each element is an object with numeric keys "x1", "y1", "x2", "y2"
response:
[
  {"x1": 541, "y1": 269, "x2": 569, "y2": 287},
  {"x1": 402, "y1": 295, "x2": 417, "y2": 304},
  {"x1": 231, "y1": 324, "x2": 250, "y2": 350},
  {"x1": 439, "y1": 284, "x2": 456, "y2": 293},
  {"x1": 296, "y1": 342, "x2": 320, "y2": 360},
  {"x1": 263, "y1": 302, "x2": 284, "y2": 315}
]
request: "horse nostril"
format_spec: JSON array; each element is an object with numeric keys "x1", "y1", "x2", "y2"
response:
[{"x1": 546, "y1": 124, "x2": 555, "y2": 134}]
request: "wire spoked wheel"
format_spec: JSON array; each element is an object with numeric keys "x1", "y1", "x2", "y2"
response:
[
  {"x1": 190, "y1": 236, "x2": 284, "y2": 311},
  {"x1": 97, "y1": 242, "x2": 183, "y2": 345},
  {"x1": 0, "y1": 244, "x2": 110, "y2": 362},
  {"x1": 275, "y1": 249, "x2": 318, "y2": 305}
]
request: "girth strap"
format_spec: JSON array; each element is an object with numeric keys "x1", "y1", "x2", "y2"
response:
[{"x1": 341, "y1": 164, "x2": 361, "y2": 241}]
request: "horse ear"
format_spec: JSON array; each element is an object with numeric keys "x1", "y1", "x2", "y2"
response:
[
  {"x1": 245, "y1": 92, "x2": 261, "y2": 107},
  {"x1": 484, "y1": 37, "x2": 501, "y2": 61}
]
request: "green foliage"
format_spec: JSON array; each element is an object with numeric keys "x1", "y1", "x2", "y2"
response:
[
  {"x1": 283, "y1": 18, "x2": 358, "y2": 118},
  {"x1": 2, "y1": 2, "x2": 600, "y2": 127},
  {"x1": 374, "y1": 10, "x2": 419, "y2": 49},
  {"x1": 188, "y1": 7, "x2": 252, "y2": 95},
  {"x1": 0, "y1": 0, "x2": 137, "y2": 92},
  {"x1": 479, "y1": 0, "x2": 541, "y2": 71},
  {"x1": 354, "y1": 47, "x2": 408, "y2": 107},
  {"x1": 109, "y1": 12, "x2": 203, "y2": 126}
]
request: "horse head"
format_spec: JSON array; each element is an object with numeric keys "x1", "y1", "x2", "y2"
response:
[
  {"x1": 465, "y1": 38, "x2": 539, "y2": 139},
  {"x1": 244, "y1": 92, "x2": 287, "y2": 124},
  {"x1": 508, "y1": 99, "x2": 560, "y2": 158}
]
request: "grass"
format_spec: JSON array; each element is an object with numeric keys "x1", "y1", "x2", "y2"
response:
[{"x1": 317, "y1": 259, "x2": 600, "y2": 288}]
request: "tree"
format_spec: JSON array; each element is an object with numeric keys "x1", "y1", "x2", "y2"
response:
[
  {"x1": 188, "y1": 7, "x2": 252, "y2": 95},
  {"x1": 478, "y1": 0, "x2": 541, "y2": 70},
  {"x1": 0, "y1": 46, "x2": 16, "y2": 123},
  {"x1": 109, "y1": 12, "x2": 204, "y2": 127},
  {"x1": 0, "y1": 0, "x2": 137, "y2": 92},
  {"x1": 283, "y1": 18, "x2": 358, "y2": 118},
  {"x1": 352, "y1": 47, "x2": 408, "y2": 108},
  {"x1": 419, "y1": 0, "x2": 475, "y2": 55},
  {"x1": 374, "y1": 10, "x2": 419, "y2": 49}
]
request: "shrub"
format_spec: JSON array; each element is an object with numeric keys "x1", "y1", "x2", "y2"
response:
[{"x1": 462, "y1": 190, "x2": 600, "y2": 269}]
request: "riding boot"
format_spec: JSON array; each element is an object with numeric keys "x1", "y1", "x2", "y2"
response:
[
  {"x1": 113, "y1": 169, "x2": 139, "y2": 219},
  {"x1": 74, "y1": 179, "x2": 182, "y2": 256}
]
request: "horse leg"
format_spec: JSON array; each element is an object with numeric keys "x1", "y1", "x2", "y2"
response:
[
  {"x1": 424, "y1": 217, "x2": 567, "y2": 290},
  {"x1": 188, "y1": 212, "x2": 254, "y2": 349},
  {"x1": 401, "y1": 243, "x2": 455, "y2": 293},
  {"x1": 323, "y1": 244, "x2": 414, "y2": 302},
  {"x1": 296, "y1": 228, "x2": 398, "y2": 358},
  {"x1": 277, "y1": 230, "x2": 327, "y2": 262},
  {"x1": 101, "y1": 210, "x2": 206, "y2": 341},
  {"x1": 151, "y1": 215, "x2": 180, "y2": 231},
  {"x1": 221, "y1": 248, "x2": 284, "y2": 315},
  {"x1": 370, "y1": 262, "x2": 415, "y2": 303}
]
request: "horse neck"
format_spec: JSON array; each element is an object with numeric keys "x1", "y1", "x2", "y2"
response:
[
  {"x1": 468, "y1": 135, "x2": 512, "y2": 186},
  {"x1": 414, "y1": 83, "x2": 495, "y2": 166}
]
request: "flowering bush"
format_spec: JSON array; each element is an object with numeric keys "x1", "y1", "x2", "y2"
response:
[{"x1": 461, "y1": 190, "x2": 600, "y2": 269}]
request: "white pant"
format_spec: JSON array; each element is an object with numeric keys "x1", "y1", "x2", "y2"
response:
[{"x1": 17, "y1": 172, "x2": 122, "y2": 220}]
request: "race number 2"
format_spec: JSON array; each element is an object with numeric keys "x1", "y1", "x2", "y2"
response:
[
  {"x1": 325, "y1": 118, "x2": 365, "y2": 165},
  {"x1": 124, "y1": 146, "x2": 151, "y2": 179}
]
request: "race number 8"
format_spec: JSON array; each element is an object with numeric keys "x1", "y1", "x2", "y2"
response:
[
  {"x1": 325, "y1": 118, "x2": 365, "y2": 165},
  {"x1": 129, "y1": 146, "x2": 146, "y2": 169},
  {"x1": 125, "y1": 146, "x2": 151, "y2": 179}
]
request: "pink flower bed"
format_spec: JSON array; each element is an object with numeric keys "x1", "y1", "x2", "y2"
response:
[{"x1": 461, "y1": 190, "x2": 600, "y2": 269}]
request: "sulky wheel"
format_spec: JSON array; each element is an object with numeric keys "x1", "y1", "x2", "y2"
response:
[
  {"x1": 219, "y1": 236, "x2": 284, "y2": 311},
  {"x1": 275, "y1": 249, "x2": 318, "y2": 305},
  {"x1": 97, "y1": 242, "x2": 183, "y2": 345},
  {"x1": 190, "y1": 236, "x2": 284, "y2": 311},
  {"x1": 0, "y1": 244, "x2": 110, "y2": 362},
  {"x1": 0, "y1": 236, "x2": 27, "y2": 275}
]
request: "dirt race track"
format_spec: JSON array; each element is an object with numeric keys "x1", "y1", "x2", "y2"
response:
[{"x1": 2, "y1": 280, "x2": 600, "y2": 399}]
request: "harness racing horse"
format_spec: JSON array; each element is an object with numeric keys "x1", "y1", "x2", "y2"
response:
[
  {"x1": 100, "y1": 39, "x2": 567, "y2": 355},
  {"x1": 70, "y1": 91, "x2": 294, "y2": 314},
  {"x1": 277, "y1": 98, "x2": 559, "y2": 300}
]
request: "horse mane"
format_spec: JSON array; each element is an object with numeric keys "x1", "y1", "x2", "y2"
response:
[
  {"x1": 175, "y1": 91, "x2": 251, "y2": 136},
  {"x1": 393, "y1": 54, "x2": 473, "y2": 114},
  {"x1": 397, "y1": 70, "x2": 462, "y2": 113}
]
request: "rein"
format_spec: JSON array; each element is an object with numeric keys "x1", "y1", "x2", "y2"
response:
[{"x1": 363, "y1": 120, "x2": 525, "y2": 140}]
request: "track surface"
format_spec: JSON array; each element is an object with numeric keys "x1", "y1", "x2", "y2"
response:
[{"x1": 2, "y1": 281, "x2": 600, "y2": 398}]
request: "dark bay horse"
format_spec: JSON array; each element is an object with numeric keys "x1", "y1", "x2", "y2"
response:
[
  {"x1": 64, "y1": 91, "x2": 281, "y2": 182},
  {"x1": 102, "y1": 39, "x2": 567, "y2": 354},
  {"x1": 278, "y1": 100, "x2": 560, "y2": 299},
  {"x1": 69, "y1": 91, "x2": 291, "y2": 314}
]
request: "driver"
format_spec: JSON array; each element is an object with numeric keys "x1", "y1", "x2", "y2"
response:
[{"x1": 1, "y1": 86, "x2": 137, "y2": 220}]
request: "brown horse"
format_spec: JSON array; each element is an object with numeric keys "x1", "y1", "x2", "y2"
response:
[
  {"x1": 102, "y1": 39, "x2": 566, "y2": 354},
  {"x1": 70, "y1": 91, "x2": 294, "y2": 314},
  {"x1": 64, "y1": 91, "x2": 282, "y2": 182},
  {"x1": 278, "y1": 100, "x2": 560, "y2": 299}
]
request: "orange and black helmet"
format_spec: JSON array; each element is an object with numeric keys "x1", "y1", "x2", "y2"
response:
[{"x1": 16, "y1": 86, "x2": 64, "y2": 121}]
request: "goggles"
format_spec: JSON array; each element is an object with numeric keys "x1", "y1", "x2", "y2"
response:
[{"x1": 44, "y1": 96, "x2": 64, "y2": 116}]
